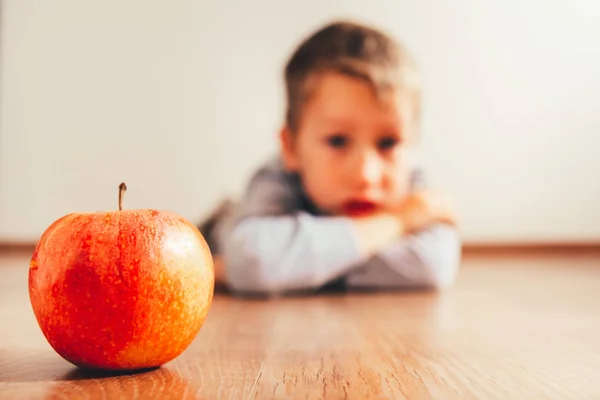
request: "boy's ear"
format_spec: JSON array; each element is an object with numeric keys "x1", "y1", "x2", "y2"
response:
[{"x1": 279, "y1": 126, "x2": 299, "y2": 171}]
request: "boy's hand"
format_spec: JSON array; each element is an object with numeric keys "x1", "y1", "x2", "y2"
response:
[
  {"x1": 395, "y1": 190, "x2": 457, "y2": 233},
  {"x1": 352, "y1": 213, "x2": 403, "y2": 257},
  {"x1": 351, "y1": 190, "x2": 456, "y2": 257}
]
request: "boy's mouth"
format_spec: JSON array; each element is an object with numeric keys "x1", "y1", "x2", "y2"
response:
[{"x1": 342, "y1": 200, "x2": 379, "y2": 217}]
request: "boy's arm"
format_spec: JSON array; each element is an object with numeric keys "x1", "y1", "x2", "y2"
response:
[
  {"x1": 220, "y1": 212, "x2": 459, "y2": 294},
  {"x1": 219, "y1": 207, "x2": 459, "y2": 294}
]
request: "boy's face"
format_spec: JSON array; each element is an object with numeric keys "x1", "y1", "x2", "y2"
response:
[{"x1": 281, "y1": 72, "x2": 418, "y2": 217}]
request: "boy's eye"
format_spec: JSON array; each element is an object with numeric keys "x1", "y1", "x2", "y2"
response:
[
  {"x1": 377, "y1": 136, "x2": 400, "y2": 151},
  {"x1": 326, "y1": 134, "x2": 349, "y2": 149}
]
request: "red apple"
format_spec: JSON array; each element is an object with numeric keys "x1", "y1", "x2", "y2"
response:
[{"x1": 28, "y1": 183, "x2": 214, "y2": 371}]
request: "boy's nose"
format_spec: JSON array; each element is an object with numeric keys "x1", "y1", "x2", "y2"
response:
[{"x1": 355, "y1": 151, "x2": 384, "y2": 188}]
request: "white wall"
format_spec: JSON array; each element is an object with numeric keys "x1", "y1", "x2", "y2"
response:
[{"x1": 2, "y1": 0, "x2": 600, "y2": 243}]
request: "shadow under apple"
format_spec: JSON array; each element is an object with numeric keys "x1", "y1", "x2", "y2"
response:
[
  {"x1": 45, "y1": 366, "x2": 200, "y2": 400},
  {"x1": 58, "y1": 365, "x2": 160, "y2": 380}
]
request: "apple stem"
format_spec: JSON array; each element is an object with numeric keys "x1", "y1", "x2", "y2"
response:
[{"x1": 119, "y1": 182, "x2": 127, "y2": 211}]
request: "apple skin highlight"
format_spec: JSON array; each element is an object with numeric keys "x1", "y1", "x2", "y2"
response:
[{"x1": 28, "y1": 185, "x2": 214, "y2": 371}]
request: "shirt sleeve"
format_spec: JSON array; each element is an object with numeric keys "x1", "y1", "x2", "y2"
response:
[
  {"x1": 345, "y1": 224, "x2": 462, "y2": 290},
  {"x1": 221, "y1": 213, "x2": 367, "y2": 295}
]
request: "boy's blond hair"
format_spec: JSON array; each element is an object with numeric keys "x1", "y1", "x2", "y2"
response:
[{"x1": 284, "y1": 20, "x2": 422, "y2": 133}]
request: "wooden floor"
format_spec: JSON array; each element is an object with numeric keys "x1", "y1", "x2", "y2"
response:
[{"x1": 1, "y1": 248, "x2": 600, "y2": 399}]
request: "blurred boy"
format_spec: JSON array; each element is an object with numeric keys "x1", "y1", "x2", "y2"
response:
[{"x1": 200, "y1": 20, "x2": 461, "y2": 295}]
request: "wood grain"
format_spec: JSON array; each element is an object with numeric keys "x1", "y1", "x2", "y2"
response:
[{"x1": 1, "y1": 250, "x2": 600, "y2": 399}]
